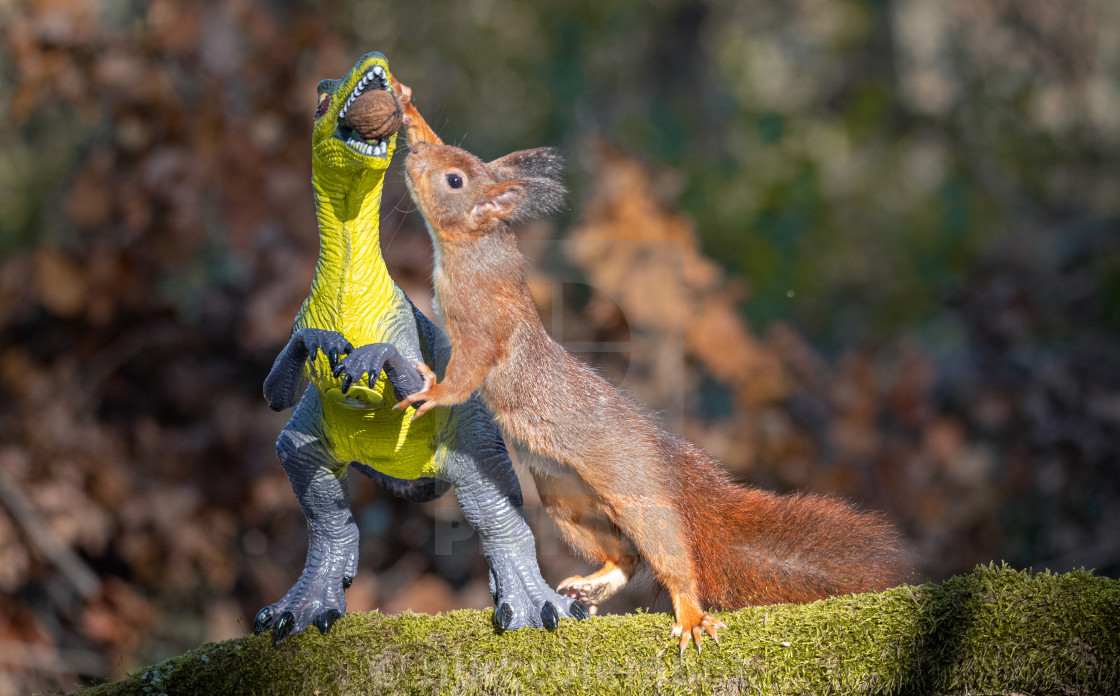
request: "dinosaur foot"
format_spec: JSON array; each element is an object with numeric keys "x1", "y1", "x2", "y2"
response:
[
  {"x1": 488, "y1": 556, "x2": 590, "y2": 631},
  {"x1": 253, "y1": 570, "x2": 352, "y2": 646}
]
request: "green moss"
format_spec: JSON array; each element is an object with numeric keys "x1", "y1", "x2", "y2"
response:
[{"x1": 75, "y1": 565, "x2": 1119, "y2": 696}]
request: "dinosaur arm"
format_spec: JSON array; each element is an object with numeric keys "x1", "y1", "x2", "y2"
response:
[
  {"x1": 332, "y1": 341, "x2": 427, "y2": 401},
  {"x1": 264, "y1": 328, "x2": 353, "y2": 411}
]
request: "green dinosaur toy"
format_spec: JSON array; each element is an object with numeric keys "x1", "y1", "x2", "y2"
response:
[{"x1": 253, "y1": 52, "x2": 587, "y2": 645}]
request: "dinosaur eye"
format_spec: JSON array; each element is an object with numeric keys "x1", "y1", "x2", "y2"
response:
[
  {"x1": 314, "y1": 92, "x2": 330, "y2": 119},
  {"x1": 446, "y1": 173, "x2": 463, "y2": 189}
]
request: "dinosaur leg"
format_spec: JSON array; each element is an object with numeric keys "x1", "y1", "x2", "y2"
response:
[
  {"x1": 253, "y1": 388, "x2": 358, "y2": 645},
  {"x1": 444, "y1": 402, "x2": 590, "y2": 630}
]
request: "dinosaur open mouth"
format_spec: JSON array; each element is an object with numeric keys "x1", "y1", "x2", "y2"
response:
[{"x1": 335, "y1": 64, "x2": 391, "y2": 158}]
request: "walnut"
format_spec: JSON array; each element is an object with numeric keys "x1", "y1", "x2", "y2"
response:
[{"x1": 344, "y1": 90, "x2": 403, "y2": 141}]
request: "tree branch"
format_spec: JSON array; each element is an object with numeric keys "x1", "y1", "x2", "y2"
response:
[{"x1": 74, "y1": 565, "x2": 1119, "y2": 695}]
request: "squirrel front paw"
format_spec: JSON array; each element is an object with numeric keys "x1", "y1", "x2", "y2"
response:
[{"x1": 392, "y1": 361, "x2": 440, "y2": 417}]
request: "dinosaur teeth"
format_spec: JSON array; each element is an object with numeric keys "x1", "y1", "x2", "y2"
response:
[{"x1": 345, "y1": 133, "x2": 388, "y2": 157}]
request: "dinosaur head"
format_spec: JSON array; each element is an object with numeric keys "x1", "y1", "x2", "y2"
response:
[{"x1": 312, "y1": 52, "x2": 399, "y2": 173}]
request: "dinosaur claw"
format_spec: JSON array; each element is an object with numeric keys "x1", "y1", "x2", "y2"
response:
[
  {"x1": 341, "y1": 373, "x2": 353, "y2": 393},
  {"x1": 343, "y1": 575, "x2": 353, "y2": 589},
  {"x1": 314, "y1": 609, "x2": 342, "y2": 635},
  {"x1": 328, "y1": 347, "x2": 339, "y2": 369},
  {"x1": 541, "y1": 601, "x2": 559, "y2": 629},
  {"x1": 273, "y1": 611, "x2": 295, "y2": 646},
  {"x1": 253, "y1": 606, "x2": 272, "y2": 634},
  {"x1": 570, "y1": 600, "x2": 591, "y2": 621},
  {"x1": 495, "y1": 603, "x2": 514, "y2": 631}
]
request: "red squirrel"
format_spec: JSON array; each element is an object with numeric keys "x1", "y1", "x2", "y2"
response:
[{"x1": 392, "y1": 88, "x2": 911, "y2": 652}]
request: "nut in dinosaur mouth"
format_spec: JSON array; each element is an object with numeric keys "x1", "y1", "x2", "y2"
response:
[{"x1": 335, "y1": 64, "x2": 398, "y2": 157}]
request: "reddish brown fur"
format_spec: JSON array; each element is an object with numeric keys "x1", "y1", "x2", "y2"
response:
[{"x1": 394, "y1": 101, "x2": 910, "y2": 648}]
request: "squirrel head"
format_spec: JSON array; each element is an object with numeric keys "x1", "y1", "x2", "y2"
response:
[{"x1": 406, "y1": 142, "x2": 566, "y2": 240}]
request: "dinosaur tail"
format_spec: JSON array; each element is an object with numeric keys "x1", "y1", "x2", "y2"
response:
[{"x1": 676, "y1": 445, "x2": 911, "y2": 608}]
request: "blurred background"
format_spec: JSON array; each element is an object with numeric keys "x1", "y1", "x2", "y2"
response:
[{"x1": 2, "y1": 0, "x2": 1119, "y2": 691}]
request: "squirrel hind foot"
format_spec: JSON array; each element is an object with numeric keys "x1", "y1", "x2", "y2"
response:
[
  {"x1": 556, "y1": 562, "x2": 631, "y2": 611},
  {"x1": 558, "y1": 583, "x2": 599, "y2": 615},
  {"x1": 670, "y1": 612, "x2": 726, "y2": 655},
  {"x1": 670, "y1": 594, "x2": 726, "y2": 655}
]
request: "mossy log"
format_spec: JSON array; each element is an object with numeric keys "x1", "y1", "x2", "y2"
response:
[{"x1": 75, "y1": 565, "x2": 1119, "y2": 695}]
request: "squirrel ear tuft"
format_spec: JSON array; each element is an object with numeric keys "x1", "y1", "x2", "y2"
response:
[
  {"x1": 511, "y1": 177, "x2": 567, "y2": 223},
  {"x1": 487, "y1": 148, "x2": 565, "y2": 183}
]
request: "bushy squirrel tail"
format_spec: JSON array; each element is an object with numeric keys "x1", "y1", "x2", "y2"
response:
[{"x1": 674, "y1": 442, "x2": 911, "y2": 608}]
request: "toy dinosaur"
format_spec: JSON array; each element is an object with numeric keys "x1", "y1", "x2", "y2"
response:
[{"x1": 252, "y1": 52, "x2": 587, "y2": 645}]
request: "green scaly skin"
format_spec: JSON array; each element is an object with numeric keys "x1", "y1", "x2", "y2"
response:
[{"x1": 253, "y1": 52, "x2": 587, "y2": 645}]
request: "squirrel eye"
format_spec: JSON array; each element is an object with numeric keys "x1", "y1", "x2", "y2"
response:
[{"x1": 446, "y1": 173, "x2": 463, "y2": 190}]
